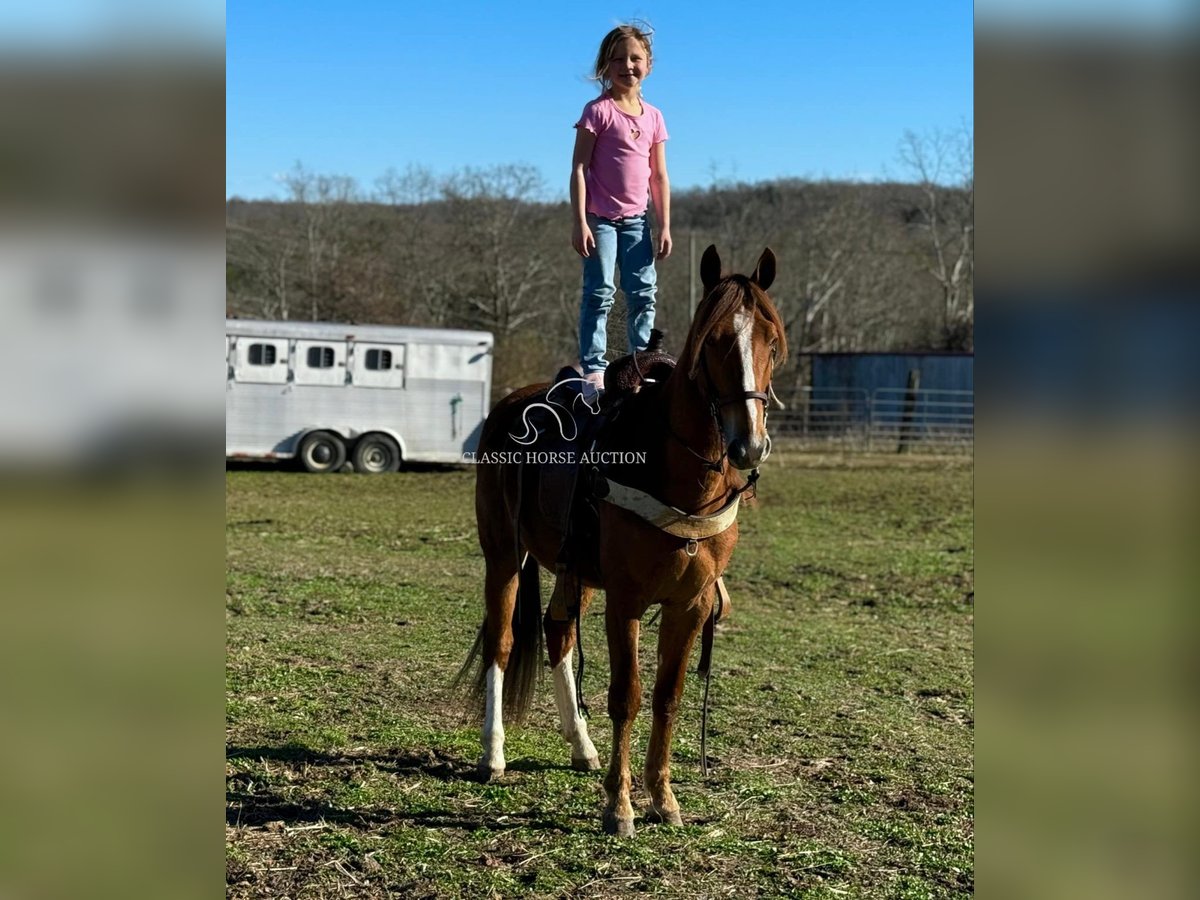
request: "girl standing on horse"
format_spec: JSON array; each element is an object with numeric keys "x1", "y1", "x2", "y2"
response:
[{"x1": 571, "y1": 23, "x2": 672, "y2": 397}]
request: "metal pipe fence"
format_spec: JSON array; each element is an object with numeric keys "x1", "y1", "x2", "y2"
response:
[{"x1": 771, "y1": 387, "x2": 973, "y2": 453}]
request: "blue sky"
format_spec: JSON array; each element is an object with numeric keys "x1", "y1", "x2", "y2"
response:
[{"x1": 227, "y1": 1, "x2": 973, "y2": 200}]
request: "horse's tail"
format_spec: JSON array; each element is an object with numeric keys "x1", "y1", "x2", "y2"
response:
[
  {"x1": 454, "y1": 553, "x2": 544, "y2": 724},
  {"x1": 453, "y1": 623, "x2": 487, "y2": 715},
  {"x1": 505, "y1": 553, "x2": 544, "y2": 722}
]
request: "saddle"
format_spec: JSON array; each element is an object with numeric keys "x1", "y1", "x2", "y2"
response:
[
  {"x1": 521, "y1": 332, "x2": 677, "y2": 616},
  {"x1": 602, "y1": 329, "x2": 676, "y2": 397}
]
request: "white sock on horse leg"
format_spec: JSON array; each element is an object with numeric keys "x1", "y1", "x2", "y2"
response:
[
  {"x1": 481, "y1": 662, "x2": 505, "y2": 773},
  {"x1": 552, "y1": 651, "x2": 598, "y2": 762}
]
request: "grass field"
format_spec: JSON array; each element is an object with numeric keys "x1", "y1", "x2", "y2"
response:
[{"x1": 226, "y1": 454, "x2": 973, "y2": 898}]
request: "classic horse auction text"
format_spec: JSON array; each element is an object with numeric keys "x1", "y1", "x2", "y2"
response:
[{"x1": 463, "y1": 451, "x2": 648, "y2": 465}]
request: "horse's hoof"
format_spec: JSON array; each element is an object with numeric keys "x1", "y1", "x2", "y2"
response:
[
  {"x1": 647, "y1": 808, "x2": 683, "y2": 826},
  {"x1": 572, "y1": 754, "x2": 601, "y2": 772},
  {"x1": 602, "y1": 811, "x2": 636, "y2": 837},
  {"x1": 477, "y1": 764, "x2": 504, "y2": 782}
]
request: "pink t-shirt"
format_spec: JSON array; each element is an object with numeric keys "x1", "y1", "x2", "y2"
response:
[{"x1": 575, "y1": 95, "x2": 668, "y2": 220}]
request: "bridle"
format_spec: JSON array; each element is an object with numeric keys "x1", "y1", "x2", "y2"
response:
[
  {"x1": 700, "y1": 349, "x2": 772, "y2": 417},
  {"x1": 667, "y1": 327, "x2": 777, "y2": 479}
]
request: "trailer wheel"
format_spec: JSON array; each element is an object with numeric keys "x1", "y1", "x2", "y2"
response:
[
  {"x1": 298, "y1": 431, "x2": 347, "y2": 474},
  {"x1": 352, "y1": 433, "x2": 401, "y2": 474}
]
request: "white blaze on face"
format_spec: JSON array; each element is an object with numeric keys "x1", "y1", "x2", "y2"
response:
[{"x1": 732, "y1": 308, "x2": 758, "y2": 435}]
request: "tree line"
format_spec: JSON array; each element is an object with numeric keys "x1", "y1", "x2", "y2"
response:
[{"x1": 226, "y1": 129, "x2": 972, "y2": 396}]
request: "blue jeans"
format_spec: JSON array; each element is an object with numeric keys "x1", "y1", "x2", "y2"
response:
[{"x1": 579, "y1": 212, "x2": 657, "y2": 374}]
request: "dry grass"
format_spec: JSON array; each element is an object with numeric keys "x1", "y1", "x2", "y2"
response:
[{"x1": 227, "y1": 458, "x2": 973, "y2": 897}]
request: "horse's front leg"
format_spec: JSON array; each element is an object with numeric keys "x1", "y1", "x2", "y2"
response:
[
  {"x1": 644, "y1": 596, "x2": 711, "y2": 826},
  {"x1": 602, "y1": 603, "x2": 641, "y2": 837}
]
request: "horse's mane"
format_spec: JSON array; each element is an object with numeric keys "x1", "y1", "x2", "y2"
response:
[{"x1": 677, "y1": 274, "x2": 789, "y2": 380}]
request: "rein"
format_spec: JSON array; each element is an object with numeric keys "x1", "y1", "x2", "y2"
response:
[
  {"x1": 659, "y1": 347, "x2": 772, "y2": 777},
  {"x1": 697, "y1": 577, "x2": 728, "y2": 778}
]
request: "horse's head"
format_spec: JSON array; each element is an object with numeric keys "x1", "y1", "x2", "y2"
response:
[{"x1": 679, "y1": 245, "x2": 788, "y2": 471}]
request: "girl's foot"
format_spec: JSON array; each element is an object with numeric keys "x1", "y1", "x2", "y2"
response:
[{"x1": 582, "y1": 371, "x2": 605, "y2": 403}]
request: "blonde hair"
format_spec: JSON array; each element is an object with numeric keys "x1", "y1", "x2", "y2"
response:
[{"x1": 591, "y1": 22, "x2": 654, "y2": 92}]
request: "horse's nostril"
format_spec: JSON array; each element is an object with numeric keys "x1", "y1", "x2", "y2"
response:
[
  {"x1": 728, "y1": 438, "x2": 751, "y2": 468},
  {"x1": 728, "y1": 436, "x2": 769, "y2": 470}
]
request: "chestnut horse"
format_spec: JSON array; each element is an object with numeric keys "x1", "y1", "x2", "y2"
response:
[{"x1": 459, "y1": 246, "x2": 787, "y2": 836}]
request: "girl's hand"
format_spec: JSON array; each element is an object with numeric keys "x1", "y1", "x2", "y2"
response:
[
  {"x1": 657, "y1": 228, "x2": 673, "y2": 260},
  {"x1": 573, "y1": 222, "x2": 596, "y2": 258}
]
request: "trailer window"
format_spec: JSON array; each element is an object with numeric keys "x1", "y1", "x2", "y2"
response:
[
  {"x1": 365, "y1": 349, "x2": 393, "y2": 370},
  {"x1": 248, "y1": 343, "x2": 276, "y2": 366},
  {"x1": 307, "y1": 346, "x2": 335, "y2": 368}
]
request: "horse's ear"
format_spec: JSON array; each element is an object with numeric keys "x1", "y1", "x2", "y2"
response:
[
  {"x1": 700, "y1": 245, "x2": 722, "y2": 291},
  {"x1": 751, "y1": 248, "x2": 776, "y2": 291}
]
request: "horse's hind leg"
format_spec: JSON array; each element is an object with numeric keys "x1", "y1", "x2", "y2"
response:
[
  {"x1": 544, "y1": 573, "x2": 600, "y2": 771},
  {"x1": 478, "y1": 556, "x2": 520, "y2": 779},
  {"x1": 644, "y1": 597, "x2": 711, "y2": 826}
]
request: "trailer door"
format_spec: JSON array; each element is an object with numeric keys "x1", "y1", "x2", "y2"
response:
[
  {"x1": 233, "y1": 337, "x2": 289, "y2": 384},
  {"x1": 350, "y1": 342, "x2": 406, "y2": 388},
  {"x1": 294, "y1": 340, "x2": 348, "y2": 386}
]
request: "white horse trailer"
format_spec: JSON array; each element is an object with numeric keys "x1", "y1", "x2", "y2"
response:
[{"x1": 226, "y1": 319, "x2": 493, "y2": 472}]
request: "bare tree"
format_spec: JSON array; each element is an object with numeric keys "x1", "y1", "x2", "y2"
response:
[
  {"x1": 779, "y1": 192, "x2": 865, "y2": 352},
  {"x1": 228, "y1": 156, "x2": 976, "y2": 367},
  {"x1": 372, "y1": 165, "x2": 460, "y2": 326},
  {"x1": 282, "y1": 163, "x2": 358, "y2": 321},
  {"x1": 897, "y1": 127, "x2": 974, "y2": 348},
  {"x1": 226, "y1": 213, "x2": 299, "y2": 320},
  {"x1": 442, "y1": 164, "x2": 555, "y2": 336}
]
